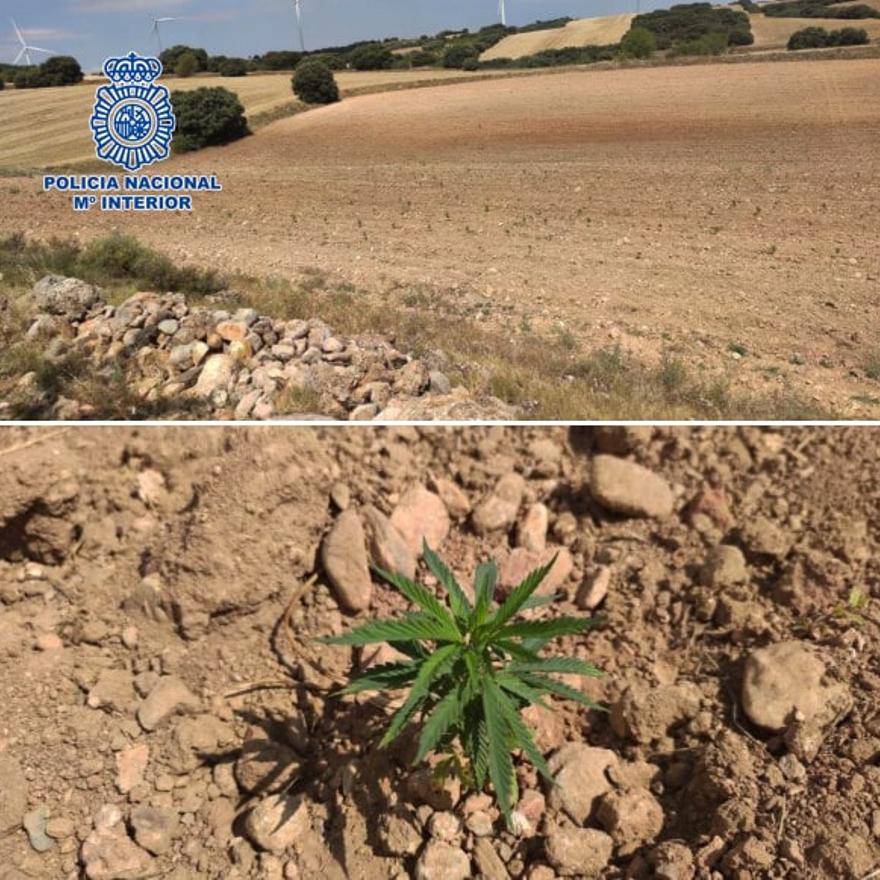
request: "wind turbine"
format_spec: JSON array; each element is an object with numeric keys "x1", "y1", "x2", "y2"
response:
[
  {"x1": 294, "y1": 0, "x2": 305, "y2": 52},
  {"x1": 11, "y1": 18, "x2": 54, "y2": 66},
  {"x1": 499, "y1": 0, "x2": 507, "y2": 26},
  {"x1": 149, "y1": 16, "x2": 177, "y2": 55}
]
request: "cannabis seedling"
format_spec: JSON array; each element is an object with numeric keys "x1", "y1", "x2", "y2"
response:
[{"x1": 323, "y1": 543, "x2": 603, "y2": 829}]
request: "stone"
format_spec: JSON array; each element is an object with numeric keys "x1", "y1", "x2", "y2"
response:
[
  {"x1": 377, "y1": 809, "x2": 422, "y2": 856},
  {"x1": 650, "y1": 841, "x2": 696, "y2": 880},
  {"x1": 87, "y1": 668, "x2": 136, "y2": 713},
  {"x1": 431, "y1": 479, "x2": 471, "y2": 519},
  {"x1": 321, "y1": 510, "x2": 373, "y2": 613},
  {"x1": 742, "y1": 516, "x2": 792, "y2": 560},
  {"x1": 428, "y1": 811, "x2": 461, "y2": 842},
  {"x1": 700, "y1": 545, "x2": 748, "y2": 588},
  {"x1": 429, "y1": 371, "x2": 452, "y2": 395},
  {"x1": 362, "y1": 505, "x2": 416, "y2": 580},
  {"x1": 547, "y1": 743, "x2": 618, "y2": 825},
  {"x1": 414, "y1": 840, "x2": 471, "y2": 880},
  {"x1": 576, "y1": 566, "x2": 612, "y2": 611},
  {"x1": 390, "y1": 486, "x2": 450, "y2": 556},
  {"x1": 23, "y1": 805, "x2": 54, "y2": 852},
  {"x1": 472, "y1": 473, "x2": 526, "y2": 535},
  {"x1": 611, "y1": 682, "x2": 702, "y2": 744},
  {"x1": 45, "y1": 816, "x2": 76, "y2": 839},
  {"x1": 234, "y1": 738, "x2": 301, "y2": 795},
  {"x1": 245, "y1": 794, "x2": 309, "y2": 854},
  {"x1": 473, "y1": 838, "x2": 510, "y2": 880},
  {"x1": 215, "y1": 320, "x2": 249, "y2": 342},
  {"x1": 32, "y1": 275, "x2": 102, "y2": 320},
  {"x1": 81, "y1": 805, "x2": 154, "y2": 880},
  {"x1": 545, "y1": 825, "x2": 613, "y2": 878},
  {"x1": 597, "y1": 788, "x2": 664, "y2": 854},
  {"x1": 0, "y1": 754, "x2": 28, "y2": 835},
  {"x1": 516, "y1": 503, "x2": 549, "y2": 554},
  {"x1": 404, "y1": 766, "x2": 461, "y2": 811},
  {"x1": 193, "y1": 354, "x2": 236, "y2": 398},
  {"x1": 590, "y1": 455, "x2": 674, "y2": 518},
  {"x1": 741, "y1": 640, "x2": 851, "y2": 732},
  {"x1": 116, "y1": 743, "x2": 149, "y2": 794},
  {"x1": 157, "y1": 319, "x2": 179, "y2": 336},
  {"x1": 129, "y1": 805, "x2": 179, "y2": 855},
  {"x1": 466, "y1": 810, "x2": 495, "y2": 837},
  {"x1": 498, "y1": 546, "x2": 573, "y2": 597},
  {"x1": 137, "y1": 675, "x2": 200, "y2": 731}
]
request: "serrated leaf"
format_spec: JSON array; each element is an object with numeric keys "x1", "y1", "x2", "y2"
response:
[
  {"x1": 376, "y1": 567, "x2": 457, "y2": 629},
  {"x1": 338, "y1": 661, "x2": 418, "y2": 695},
  {"x1": 322, "y1": 612, "x2": 460, "y2": 647},
  {"x1": 495, "y1": 672, "x2": 551, "y2": 710},
  {"x1": 414, "y1": 684, "x2": 464, "y2": 764},
  {"x1": 498, "y1": 617, "x2": 596, "y2": 642},
  {"x1": 379, "y1": 643, "x2": 460, "y2": 747},
  {"x1": 509, "y1": 657, "x2": 604, "y2": 678},
  {"x1": 482, "y1": 677, "x2": 518, "y2": 826},
  {"x1": 493, "y1": 685, "x2": 553, "y2": 784},
  {"x1": 520, "y1": 673, "x2": 607, "y2": 712},
  {"x1": 473, "y1": 560, "x2": 497, "y2": 626},
  {"x1": 423, "y1": 542, "x2": 471, "y2": 621},
  {"x1": 493, "y1": 639, "x2": 542, "y2": 663},
  {"x1": 489, "y1": 556, "x2": 557, "y2": 632},
  {"x1": 520, "y1": 593, "x2": 557, "y2": 611}
]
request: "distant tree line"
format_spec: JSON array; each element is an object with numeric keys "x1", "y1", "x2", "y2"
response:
[{"x1": 787, "y1": 24, "x2": 870, "y2": 47}]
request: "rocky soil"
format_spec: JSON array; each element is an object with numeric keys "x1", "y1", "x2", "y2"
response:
[
  {"x1": 1, "y1": 275, "x2": 512, "y2": 421},
  {"x1": 0, "y1": 426, "x2": 878, "y2": 879}
]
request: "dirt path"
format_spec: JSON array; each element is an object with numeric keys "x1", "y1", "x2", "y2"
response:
[{"x1": 3, "y1": 60, "x2": 879, "y2": 415}]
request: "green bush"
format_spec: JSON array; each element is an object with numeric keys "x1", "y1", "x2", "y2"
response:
[
  {"x1": 620, "y1": 26, "x2": 657, "y2": 58},
  {"x1": 324, "y1": 545, "x2": 604, "y2": 830},
  {"x1": 765, "y1": 0, "x2": 879, "y2": 17},
  {"x1": 788, "y1": 24, "x2": 870, "y2": 47},
  {"x1": 160, "y1": 45, "x2": 208, "y2": 72},
  {"x1": 409, "y1": 49, "x2": 439, "y2": 67},
  {"x1": 670, "y1": 30, "x2": 730, "y2": 55},
  {"x1": 170, "y1": 87, "x2": 249, "y2": 153},
  {"x1": 443, "y1": 44, "x2": 480, "y2": 68},
  {"x1": 219, "y1": 58, "x2": 249, "y2": 77},
  {"x1": 174, "y1": 52, "x2": 198, "y2": 78},
  {"x1": 13, "y1": 56, "x2": 83, "y2": 88},
  {"x1": 253, "y1": 50, "x2": 303, "y2": 70},
  {"x1": 461, "y1": 57, "x2": 480, "y2": 71},
  {"x1": 633, "y1": 3, "x2": 752, "y2": 50},
  {"x1": 350, "y1": 43, "x2": 394, "y2": 70},
  {"x1": 293, "y1": 60, "x2": 340, "y2": 104}
]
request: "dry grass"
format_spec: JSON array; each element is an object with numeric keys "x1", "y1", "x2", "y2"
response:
[
  {"x1": 748, "y1": 13, "x2": 880, "y2": 47},
  {"x1": 0, "y1": 69, "x2": 504, "y2": 173},
  {"x1": 481, "y1": 15, "x2": 636, "y2": 60}
]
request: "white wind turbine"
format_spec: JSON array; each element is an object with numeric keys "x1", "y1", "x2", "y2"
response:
[
  {"x1": 499, "y1": 0, "x2": 508, "y2": 26},
  {"x1": 11, "y1": 18, "x2": 54, "y2": 66},
  {"x1": 294, "y1": 0, "x2": 305, "y2": 52},
  {"x1": 149, "y1": 15, "x2": 177, "y2": 55}
]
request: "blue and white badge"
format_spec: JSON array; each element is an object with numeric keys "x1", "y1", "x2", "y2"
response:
[{"x1": 90, "y1": 52, "x2": 176, "y2": 172}]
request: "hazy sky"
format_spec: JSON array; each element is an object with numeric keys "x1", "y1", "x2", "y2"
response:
[{"x1": 1, "y1": 0, "x2": 659, "y2": 70}]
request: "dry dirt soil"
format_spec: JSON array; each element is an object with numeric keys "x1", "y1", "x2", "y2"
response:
[
  {"x1": 2, "y1": 61, "x2": 879, "y2": 416},
  {"x1": 0, "y1": 425, "x2": 878, "y2": 880},
  {"x1": 481, "y1": 16, "x2": 636, "y2": 60},
  {"x1": 747, "y1": 14, "x2": 880, "y2": 49}
]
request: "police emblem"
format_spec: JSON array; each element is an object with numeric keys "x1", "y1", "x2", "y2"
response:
[{"x1": 90, "y1": 52, "x2": 176, "y2": 172}]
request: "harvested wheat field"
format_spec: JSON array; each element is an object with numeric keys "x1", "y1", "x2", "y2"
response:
[
  {"x1": 0, "y1": 425, "x2": 879, "y2": 879},
  {"x1": 0, "y1": 69, "x2": 504, "y2": 171},
  {"x1": 2, "y1": 59, "x2": 880, "y2": 417},
  {"x1": 481, "y1": 15, "x2": 636, "y2": 60},
  {"x1": 749, "y1": 13, "x2": 880, "y2": 48}
]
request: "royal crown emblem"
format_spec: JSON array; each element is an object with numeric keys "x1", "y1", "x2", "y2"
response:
[{"x1": 90, "y1": 52, "x2": 176, "y2": 172}]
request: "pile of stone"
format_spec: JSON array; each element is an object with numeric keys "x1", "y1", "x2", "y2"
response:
[{"x1": 20, "y1": 275, "x2": 513, "y2": 421}]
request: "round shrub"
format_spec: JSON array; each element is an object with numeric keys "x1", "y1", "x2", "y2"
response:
[
  {"x1": 832, "y1": 26, "x2": 869, "y2": 44},
  {"x1": 175, "y1": 52, "x2": 198, "y2": 78},
  {"x1": 620, "y1": 26, "x2": 657, "y2": 58},
  {"x1": 409, "y1": 49, "x2": 438, "y2": 67},
  {"x1": 461, "y1": 57, "x2": 480, "y2": 71},
  {"x1": 293, "y1": 60, "x2": 340, "y2": 104},
  {"x1": 443, "y1": 44, "x2": 480, "y2": 68},
  {"x1": 0, "y1": 78, "x2": 4, "y2": 91},
  {"x1": 219, "y1": 58, "x2": 249, "y2": 77},
  {"x1": 350, "y1": 43, "x2": 393, "y2": 70},
  {"x1": 728, "y1": 28, "x2": 755, "y2": 46},
  {"x1": 787, "y1": 26, "x2": 829, "y2": 49},
  {"x1": 160, "y1": 45, "x2": 208, "y2": 73},
  {"x1": 171, "y1": 87, "x2": 249, "y2": 153}
]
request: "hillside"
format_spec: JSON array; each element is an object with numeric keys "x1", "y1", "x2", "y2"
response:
[
  {"x1": 749, "y1": 11, "x2": 880, "y2": 45},
  {"x1": 481, "y1": 14, "x2": 635, "y2": 59}
]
